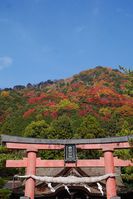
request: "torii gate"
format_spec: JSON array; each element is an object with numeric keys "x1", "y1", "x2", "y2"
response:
[{"x1": 1, "y1": 134, "x2": 133, "y2": 199}]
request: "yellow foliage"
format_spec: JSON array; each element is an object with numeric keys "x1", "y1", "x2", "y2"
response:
[
  {"x1": 1, "y1": 91, "x2": 10, "y2": 97},
  {"x1": 57, "y1": 99, "x2": 79, "y2": 110},
  {"x1": 99, "y1": 107, "x2": 112, "y2": 116}
]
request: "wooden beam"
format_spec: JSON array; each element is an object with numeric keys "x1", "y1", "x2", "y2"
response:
[
  {"x1": 6, "y1": 157, "x2": 133, "y2": 168},
  {"x1": 77, "y1": 142, "x2": 131, "y2": 150},
  {"x1": 6, "y1": 158, "x2": 27, "y2": 167},
  {"x1": 6, "y1": 143, "x2": 64, "y2": 150},
  {"x1": 6, "y1": 141, "x2": 132, "y2": 151}
]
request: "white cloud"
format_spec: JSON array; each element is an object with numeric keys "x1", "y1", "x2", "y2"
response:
[{"x1": 0, "y1": 56, "x2": 13, "y2": 70}]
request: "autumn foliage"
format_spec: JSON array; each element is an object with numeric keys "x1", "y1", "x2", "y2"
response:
[{"x1": 0, "y1": 66, "x2": 132, "y2": 137}]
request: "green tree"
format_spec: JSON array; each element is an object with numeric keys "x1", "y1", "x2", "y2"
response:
[
  {"x1": 24, "y1": 120, "x2": 50, "y2": 138},
  {"x1": 75, "y1": 115, "x2": 105, "y2": 139},
  {"x1": 101, "y1": 112, "x2": 121, "y2": 136},
  {"x1": 1, "y1": 112, "x2": 35, "y2": 136},
  {"x1": 49, "y1": 115, "x2": 74, "y2": 139},
  {"x1": 74, "y1": 115, "x2": 104, "y2": 159},
  {"x1": 115, "y1": 121, "x2": 133, "y2": 160}
]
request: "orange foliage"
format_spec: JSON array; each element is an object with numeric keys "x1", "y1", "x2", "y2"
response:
[
  {"x1": 116, "y1": 105, "x2": 133, "y2": 116},
  {"x1": 1, "y1": 91, "x2": 10, "y2": 97}
]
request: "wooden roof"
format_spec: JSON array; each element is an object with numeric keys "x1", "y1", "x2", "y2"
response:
[
  {"x1": 34, "y1": 167, "x2": 124, "y2": 197},
  {"x1": 1, "y1": 134, "x2": 133, "y2": 145}
]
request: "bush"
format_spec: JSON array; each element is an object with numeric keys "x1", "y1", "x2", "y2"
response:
[{"x1": 0, "y1": 189, "x2": 11, "y2": 199}]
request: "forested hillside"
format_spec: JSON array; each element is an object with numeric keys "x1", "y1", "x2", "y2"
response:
[
  {"x1": 0, "y1": 66, "x2": 133, "y2": 139},
  {"x1": 0, "y1": 66, "x2": 133, "y2": 195}
]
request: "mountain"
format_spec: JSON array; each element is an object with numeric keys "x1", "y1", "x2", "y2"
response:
[
  {"x1": 1, "y1": 66, "x2": 133, "y2": 191},
  {"x1": 0, "y1": 66, "x2": 133, "y2": 138}
]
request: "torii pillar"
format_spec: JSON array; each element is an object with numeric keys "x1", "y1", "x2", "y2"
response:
[
  {"x1": 103, "y1": 147, "x2": 117, "y2": 199},
  {"x1": 25, "y1": 148, "x2": 37, "y2": 199}
]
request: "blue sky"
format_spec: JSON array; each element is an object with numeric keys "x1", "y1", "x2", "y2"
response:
[{"x1": 0, "y1": 0, "x2": 133, "y2": 88}]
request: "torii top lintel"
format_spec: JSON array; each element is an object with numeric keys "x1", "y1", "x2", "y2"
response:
[{"x1": 1, "y1": 134, "x2": 133, "y2": 150}]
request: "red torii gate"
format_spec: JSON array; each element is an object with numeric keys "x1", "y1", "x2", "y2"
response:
[{"x1": 1, "y1": 134, "x2": 133, "y2": 199}]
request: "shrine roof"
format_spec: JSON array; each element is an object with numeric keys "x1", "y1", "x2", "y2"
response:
[{"x1": 1, "y1": 134, "x2": 133, "y2": 145}]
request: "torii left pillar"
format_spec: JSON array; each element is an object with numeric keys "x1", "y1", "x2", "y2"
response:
[{"x1": 25, "y1": 148, "x2": 38, "y2": 199}]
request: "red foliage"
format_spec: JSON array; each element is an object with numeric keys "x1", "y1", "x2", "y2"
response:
[
  {"x1": 51, "y1": 111, "x2": 58, "y2": 119},
  {"x1": 101, "y1": 115, "x2": 111, "y2": 121},
  {"x1": 57, "y1": 92, "x2": 67, "y2": 99},
  {"x1": 43, "y1": 110, "x2": 49, "y2": 117},
  {"x1": 28, "y1": 93, "x2": 47, "y2": 104},
  {"x1": 43, "y1": 110, "x2": 58, "y2": 119},
  {"x1": 79, "y1": 104, "x2": 94, "y2": 116},
  {"x1": 47, "y1": 101, "x2": 56, "y2": 107},
  {"x1": 79, "y1": 109, "x2": 88, "y2": 116},
  {"x1": 23, "y1": 108, "x2": 35, "y2": 118},
  {"x1": 99, "y1": 98, "x2": 110, "y2": 105}
]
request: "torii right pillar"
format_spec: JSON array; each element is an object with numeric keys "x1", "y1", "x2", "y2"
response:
[{"x1": 103, "y1": 147, "x2": 119, "y2": 199}]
